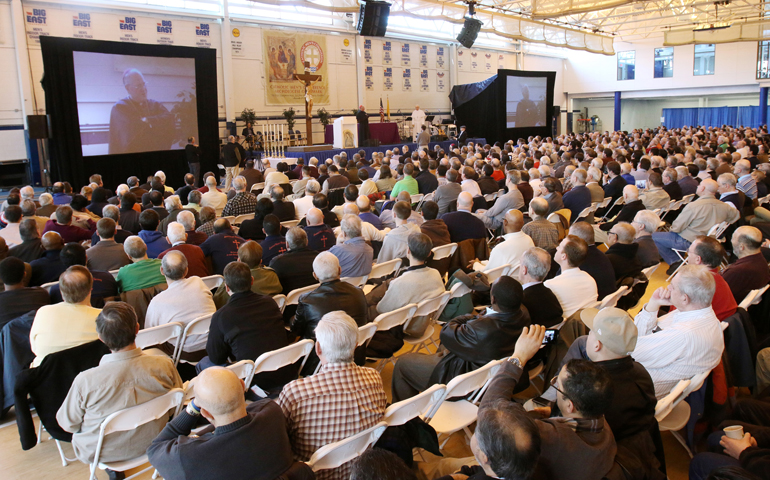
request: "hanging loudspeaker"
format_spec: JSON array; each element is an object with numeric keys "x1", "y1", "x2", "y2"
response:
[
  {"x1": 456, "y1": 17, "x2": 482, "y2": 49},
  {"x1": 357, "y1": 1, "x2": 390, "y2": 37}
]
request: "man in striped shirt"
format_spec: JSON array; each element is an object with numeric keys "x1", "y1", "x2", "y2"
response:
[{"x1": 632, "y1": 265, "x2": 724, "y2": 398}]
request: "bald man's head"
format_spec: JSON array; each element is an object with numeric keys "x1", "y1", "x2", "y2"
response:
[
  {"x1": 343, "y1": 203, "x2": 360, "y2": 215},
  {"x1": 503, "y1": 209, "x2": 524, "y2": 233},
  {"x1": 41, "y1": 231, "x2": 64, "y2": 251},
  {"x1": 622, "y1": 184, "x2": 639, "y2": 201},
  {"x1": 700, "y1": 178, "x2": 719, "y2": 196},
  {"x1": 195, "y1": 367, "x2": 245, "y2": 417},
  {"x1": 306, "y1": 208, "x2": 324, "y2": 226},
  {"x1": 356, "y1": 195, "x2": 371, "y2": 212},
  {"x1": 396, "y1": 191, "x2": 412, "y2": 204},
  {"x1": 457, "y1": 191, "x2": 474, "y2": 210}
]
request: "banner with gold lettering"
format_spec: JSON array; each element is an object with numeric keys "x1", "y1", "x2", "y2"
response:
[{"x1": 263, "y1": 31, "x2": 329, "y2": 105}]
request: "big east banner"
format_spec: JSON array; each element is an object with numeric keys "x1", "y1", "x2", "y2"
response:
[{"x1": 263, "y1": 31, "x2": 329, "y2": 106}]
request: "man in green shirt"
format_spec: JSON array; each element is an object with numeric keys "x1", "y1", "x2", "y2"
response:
[
  {"x1": 212, "y1": 240, "x2": 282, "y2": 308},
  {"x1": 116, "y1": 236, "x2": 167, "y2": 293},
  {"x1": 390, "y1": 163, "x2": 419, "y2": 198}
]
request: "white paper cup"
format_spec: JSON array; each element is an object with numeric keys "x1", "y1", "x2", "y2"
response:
[{"x1": 724, "y1": 425, "x2": 744, "y2": 440}]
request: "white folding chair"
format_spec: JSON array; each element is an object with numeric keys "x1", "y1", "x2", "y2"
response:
[
  {"x1": 222, "y1": 215, "x2": 237, "y2": 224},
  {"x1": 483, "y1": 264, "x2": 512, "y2": 284},
  {"x1": 281, "y1": 219, "x2": 300, "y2": 229},
  {"x1": 273, "y1": 294, "x2": 287, "y2": 312},
  {"x1": 575, "y1": 205, "x2": 593, "y2": 222},
  {"x1": 41, "y1": 281, "x2": 57, "y2": 293},
  {"x1": 483, "y1": 192, "x2": 497, "y2": 203},
  {"x1": 367, "y1": 258, "x2": 402, "y2": 282},
  {"x1": 403, "y1": 292, "x2": 451, "y2": 355},
  {"x1": 383, "y1": 384, "x2": 446, "y2": 427},
  {"x1": 641, "y1": 263, "x2": 660, "y2": 280},
  {"x1": 411, "y1": 194, "x2": 424, "y2": 205},
  {"x1": 655, "y1": 370, "x2": 710, "y2": 458},
  {"x1": 178, "y1": 360, "x2": 256, "y2": 414},
  {"x1": 251, "y1": 339, "x2": 315, "y2": 397},
  {"x1": 200, "y1": 274, "x2": 224, "y2": 290},
  {"x1": 284, "y1": 284, "x2": 320, "y2": 312},
  {"x1": 369, "y1": 304, "x2": 418, "y2": 371},
  {"x1": 174, "y1": 313, "x2": 213, "y2": 366},
  {"x1": 416, "y1": 192, "x2": 434, "y2": 211},
  {"x1": 435, "y1": 282, "x2": 471, "y2": 325},
  {"x1": 597, "y1": 197, "x2": 612, "y2": 209},
  {"x1": 234, "y1": 214, "x2": 253, "y2": 225},
  {"x1": 758, "y1": 194, "x2": 770, "y2": 207},
  {"x1": 341, "y1": 275, "x2": 368, "y2": 288},
  {"x1": 431, "y1": 243, "x2": 458, "y2": 261},
  {"x1": 250, "y1": 182, "x2": 266, "y2": 193},
  {"x1": 314, "y1": 323, "x2": 379, "y2": 375},
  {"x1": 110, "y1": 269, "x2": 120, "y2": 279},
  {"x1": 739, "y1": 284, "x2": 770, "y2": 310},
  {"x1": 599, "y1": 196, "x2": 624, "y2": 222},
  {"x1": 425, "y1": 359, "x2": 504, "y2": 447},
  {"x1": 305, "y1": 421, "x2": 388, "y2": 473},
  {"x1": 89, "y1": 388, "x2": 184, "y2": 480},
  {"x1": 598, "y1": 286, "x2": 630, "y2": 309},
  {"x1": 135, "y1": 322, "x2": 184, "y2": 358},
  {"x1": 681, "y1": 194, "x2": 695, "y2": 205}
]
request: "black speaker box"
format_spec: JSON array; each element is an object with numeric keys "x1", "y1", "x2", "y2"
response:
[
  {"x1": 357, "y1": 1, "x2": 390, "y2": 37},
  {"x1": 456, "y1": 17, "x2": 482, "y2": 49},
  {"x1": 27, "y1": 115, "x2": 50, "y2": 139}
]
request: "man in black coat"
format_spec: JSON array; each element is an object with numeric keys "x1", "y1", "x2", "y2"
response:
[
  {"x1": 456, "y1": 125, "x2": 468, "y2": 145},
  {"x1": 269, "y1": 227, "x2": 319, "y2": 295},
  {"x1": 570, "y1": 222, "x2": 616, "y2": 300},
  {"x1": 440, "y1": 192, "x2": 487, "y2": 243},
  {"x1": 356, "y1": 105, "x2": 370, "y2": 143},
  {"x1": 662, "y1": 168, "x2": 684, "y2": 201},
  {"x1": 415, "y1": 158, "x2": 439, "y2": 195},
  {"x1": 604, "y1": 222, "x2": 642, "y2": 282},
  {"x1": 594, "y1": 184, "x2": 646, "y2": 245},
  {"x1": 291, "y1": 252, "x2": 368, "y2": 374},
  {"x1": 270, "y1": 186, "x2": 296, "y2": 222},
  {"x1": 391, "y1": 276, "x2": 531, "y2": 402},
  {"x1": 602, "y1": 161, "x2": 628, "y2": 202},
  {"x1": 518, "y1": 247, "x2": 563, "y2": 328}
]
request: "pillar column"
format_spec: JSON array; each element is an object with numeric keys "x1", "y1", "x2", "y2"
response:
[
  {"x1": 760, "y1": 87, "x2": 768, "y2": 127},
  {"x1": 614, "y1": 91, "x2": 621, "y2": 131}
]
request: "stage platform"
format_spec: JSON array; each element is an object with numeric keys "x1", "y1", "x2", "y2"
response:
[{"x1": 281, "y1": 138, "x2": 486, "y2": 163}]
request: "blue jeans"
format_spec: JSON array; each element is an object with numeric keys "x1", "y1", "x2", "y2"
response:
[
  {"x1": 195, "y1": 356, "x2": 225, "y2": 374},
  {"x1": 652, "y1": 231, "x2": 692, "y2": 265},
  {"x1": 688, "y1": 452, "x2": 740, "y2": 480}
]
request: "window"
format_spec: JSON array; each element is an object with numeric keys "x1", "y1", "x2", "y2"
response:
[
  {"x1": 758, "y1": 41, "x2": 770, "y2": 79},
  {"x1": 694, "y1": 44, "x2": 715, "y2": 76},
  {"x1": 654, "y1": 47, "x2": 674, "y2": 78},
  {"x1": 617, "y1": 51, "x2": 635, "y2": 80}
]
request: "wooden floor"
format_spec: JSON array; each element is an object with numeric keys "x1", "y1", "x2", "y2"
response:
[{"x1": 0, "y1": 263, "x2": 694, "y2": 480}]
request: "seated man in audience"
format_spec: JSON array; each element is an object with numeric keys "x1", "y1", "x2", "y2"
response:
[
  {"x1": 357, "y1": 196, "x2": 382, "y2": 230},
  {"x1": 259, "y1": 215, "x2": 288, "y2": 265},
  {"x1": 91, "y1": 205, "x2": 132, "y2": 246},
  {"x1": 86, "y1": 218, "x2": 131, "y2": 272},
  {"x1": 433, "y1": 168, "x2": 463, "y2": 215},
  {"x1": 561, "y1": 168, "x2": 593, "y2": 223},
  {"x1": 676, "y1": 165, "x2": 699, "y2": 197},
  {"x1": 540, "y1": 178, "x2": 564, "y2": 215},
  {"x1": 157, "y1": 222, "x2": 209, "y2": 278},
  {"x1": 186, "y1": 190, "x2": 203, "y2": 213},
  {"x1": 118, "y1": 192, "x2": 142, "y2": 234},
  {"x1": 212, "y1": 241, "x2": 282, "y2": 308},
  {"x1": 391, "y1": 276, "x2": 531, "y2": 402},
  {"x1": 29, "y1": 231, "x2": 66, "y2": 287},
  {"x1": 379, "y1": 191, "x2": 425, "y2": 230},
  {"x1": 684, "y1": 236, "x2": 737, "y2": 320},
  {"x1": 722, "y1": 226, "x2": 770, "y2": 304},
  {"x1": 48, "y1": 243, "x2": 118, "y2": 308},
  {"x1": 302, "y1": 208, "x2": 336, "y2": 252},
  {"x1": 632, "y1": 264, "x2": 724, "y2": 398},
  {"x1": 195, "y1": 206, "x2": 217, "y2": 237},
  {"x1": 476, "y1": 170, "x2": 525, "y2": 231},
  {"x1": 30, "y1": 266, "x2": 101, "y2": 367},
  {"x1": 222, "y1": 176, "x2": 257, "y2": 217},
  {"x1": 145, "y1": 251, "x2": 215, "y2": 361},
  {"x1": 377, "y1": 201, "x2": 421, "y2": 263},
  {"x1": 137, "y1": 209, "x2": 171, "y2": 259},
  {"x1": 269, "y1": 227, "x2": 319, "y2": 295},
  {"x1": 291, "y1": 252, "x2": 368, "y2": 375},
  {"x1": 158, "y1": 195, "x2": 199, "y2": 236},
  {"x1": 662, "y1": 168, "x2": 684, "y2": 201},
  {"x1": 518, "y1": 247, "x2": 563, "y2": 328},
  {"x1": 330, "y1": 185, "x2": 359, "y2": 220},
  {"x1": 352, "y1": 449, "x2": 418, "y2": 480},
  {"x1": 9, "y1": 218, "x2": 44, "y2": 263},
  {"x1": 293, "y1": 179, "x2": 320, "y2": 221},
  {"x1": 279, "y1": 311, "x2": 387, "y2": 480},
  {"x1": 174, "y1": 173, "x2": 195, "y2": 206},
  {"x1": 419, "y1": 201, "x2": 451, "y2": 248},
  {"x1": 0, "y1": 257, "x2": 49, "y2": 329},
  {"x1": 57, "y1": 302, "x2": 182, "y2": 471},
  {"x1": 544, "y1": 235, "x2": 599, "y2": 318},
  {"x1": 653, "y1": 179, "x2": 739, "y2": 273},
  {"x1": 568, "y1": 221, "x2": 616, "y2": 300},
  {"x1": 604, "y1": 222, "x2": 642, "y2": 281},
  {"x1": 178, "y1": 209, "x2": 207, "y2": 246},
  {"x1": 0, "y1": 205, "x2": 22, "y2": 247},
  {"x1": 116, "y1": 236, "x2": 166, "y2": 294},
  {"x1": 329, "y1": 215, "x2": 373, "y2": 278},
  {"x1": 603, "y1": 160, "x2": 628, "y2": 202},
  {"x1": 43, "y1": 205, "x2": 95, "y2": 244},
  {"x1": 522, "y1": 197, "x2": 559, "y2": 251},
  {"x1": 639, "y1": 172, "x2": 670, "y2": 210},
  {"x1": 200, "y1": 175, "x2": 227, "y2": 216},
  {"x1": 441, "y1": 192, "x2": 487, "y2": 243},
  {"x1": 632, "y1": 210, "x2": 661, "y2": 268},
  {"x1": 336, "y1": 203, "x2": 388, "y2": 243},
  {"x1": 148, "y1": 367, "x2": 312, "y2": 480},
  {"x1": 593, "y1": 185, "x2": 645, "y2": 245},
  {"x1": 200, "y1": 218, "x2": 245, "y2": 275},
  {"x1": 270, "y1": 186, "x2": 296, "y2": 222},
  {"x1": 472, "y1": 209, "x2": 534, "y2": 272}
]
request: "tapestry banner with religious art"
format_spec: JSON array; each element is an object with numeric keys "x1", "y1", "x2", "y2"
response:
[{"x1": 263, "y1": 31, "x2": 329, "y2": 105}]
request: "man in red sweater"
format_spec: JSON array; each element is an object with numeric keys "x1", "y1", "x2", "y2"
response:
[
  {"x1": 683, "y1": 236, "x2": 737, "y2": 320},
  {"x1": 158, "y1": 222, "x2": 210, "y2": 279}
]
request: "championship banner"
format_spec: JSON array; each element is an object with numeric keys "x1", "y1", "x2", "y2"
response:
[
  {"x1": 263, "y1": 31, "x2": 329, "y2": 106},
  {"x1": 419, "y1": 45, "x2": 428, "y2": 68},
  {"x1": 364, "y1": 39, "x2": 373, "y2": 64},
  {"x1": 195, "y1": 23, "x2": 212, "y2": 48},
  {"x1": 25, "y1": 8, "x2": 49, "y2": 44},
  {"x1": 470, "y1": 51, "x2": 480, "y2": 72},
  {"x1": 484, "y1": 52, "x2": 494, "y2": 72},
  {"x1": 157, "y1": 19, "x2": 174, "y2": 45},
  {"x1": 365, "y1": 66, "x2": 374, "y2": 91},
  {"x1": 383, "y1": 41, "x2": 392, "y2": 65},
  {"x1": 457, "y1": 48, "x2": 467, "y2": 71},
  {"x1": 436, "y1": 47, "x2": 445, "y2": 69},
  {"x1": 118, "y1": 16, "x2": 139, "y2": 43},
  {"x1": 436, "y1": 71, "x2": 447, "y2": 92},
  {"x1": 402, "y1": 68, "x2": 412, "y2": 91},
  {"x1": 383, "y1": 67, "x2": 393, "y2": 91},
  {"x1": 72, "y1": 13, "x2": 93, "y2": 40},
  {"x1": 420, "y1": 69, "x2": 429, "y2": 92},
  {"x1": 401, "y1": 44, "x2": 411, "y2": 66}
]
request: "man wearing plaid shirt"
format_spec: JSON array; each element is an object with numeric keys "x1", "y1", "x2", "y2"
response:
[
  {"x1": 278, "y1": 311, "x2": 386, "y2": 480},
  {"x1": 222, "y1": 176, "x2": 258, "y2": 217}
]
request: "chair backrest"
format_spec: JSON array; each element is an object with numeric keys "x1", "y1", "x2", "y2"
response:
[
  {"x1": 109, "y1": 269, "x2": 120, "y2": 279},
  {"x1": 576, "y1": 206, "x2": 593, "y2": 220},
  {"x1": 41, "y1": 281, "x2": 57, "y2": 293},
  {"x1": 483, "y1": 264, "x2": 512, "y2": 284},
  {"x1": 286, "y1": 284, "x2": 320, "y2": 307},
  {"x1": 707, "y1": 221, "x2": 728, "y2": 239},
  {"x1": 739, "y1": 284, "x2": 770, "y2": 310},
  {"x1": 413, "y1": 291, "x2": 451, "y2": 319},
  {"x1": 599, "y1": 285, "x2": 629, "y2": 309},
  {"x1": 484, "y1": 192, "x2": 497, "y2": 202},
  {"x1": 598, "y1": 197, "x2": 612, "y2": 208},
  {"x1": 368, "y1": 258, "x2": 402, "y2": 281},
  {"x1": 641, "y1": 263, "x2": 660, "y2": 280},
  {"x1": 234, "y1": 214, "x2": 253, "y2": 225},
  {"x1": 175, "y1": 313, "x2": 214, "y2": 364},
  {"x1": 222, "y1": 216, "x2": 237, "y2": 224},
  {"x1": 281, "y1": 219, "x2": 300, "y2": 229},
  {"x1": 682, "y1": 194, "x2": 695, "y2": 205},
  {"x1": 655, "y1": 379, "x2": 691, "y2": 421},
  {"x1": 273, "y1": 294, "x2": 287, "y2": 312},
  {"x1": 253, "y1": 339, "x2": 315, "y2": 376},
  {"x1": 431, "y1": 243, "x2": 458, "y2": 261},
  {"x1": 357, "y1": 323, "x2": 378, "y2": 348},
  {"x1": 251, "y1": 182, "x2": 266, "y2": 193},
  {"x1": 201, "y1": 274, "x2": 224, "y2": 291},
  {"x1": 96, "y1": 388, "x2": 184, "y2": 448},
  {"x1": 425, "y1": 359, "x2": 503, "y2": 422},
  {"x1": 412, "y1": 194, "x2": 424, "y2": 204},
  {"x1": 373, "y1": 303, "x2": 418, "y2": 331},
  {"x1": 135, "y1": 322, "x2": 184, "y2": 351},
  {"x1": 383, "y1": 384, "x2": 446, "y2": 426},
  {"x1": 341, "y1": 276, "x2": 368, "y2": 288},
  {"x1": 306, "y1": 421, "x2": 388, "y2": 472}
]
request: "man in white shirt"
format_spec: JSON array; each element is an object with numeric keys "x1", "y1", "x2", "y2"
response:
[
  {"x1": 460, "y1": 166, "x2": 482, "y2": 198},
  {"x1": 378, "y1": 201, "x2": 420, "y2": 263},
  {"x1": 379, "y1": 191, "x2": 424, "y2": 229},
  {"x1": 632, "y1": 264, "x2": 724, "y2": 398},
  {"x1": 144, "y1": 251, "x2": 216, "y2": 360},
  {"x1": 200, "y1": 176, "x2": 227, "y2": 216},
  {"x1": 473, "y1": 210, "x2": 533, "y2": 272},
  {"x1": 0, "y1": 206, "x2": 23, "y2": 247},
  {"x1": 334, "y1": 203, "x2": 389, "y2": 243},
  {"x1": 544, "y1": 235, "x2": 598, "y2": 318},
  {"x1": 411, "y1": 105, "x2": 426, "y2": 142},
  {"x1": 293, "y1": 180, "x2": 320, "y2": 220}
]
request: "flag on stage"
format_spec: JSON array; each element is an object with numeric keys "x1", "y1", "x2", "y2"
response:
[
  {"x1": 386, "y1": 97, "x2": 390, "y2": 121},
  {"x1": 379, "y1": 98, "x2": 385, "y2": 122}
]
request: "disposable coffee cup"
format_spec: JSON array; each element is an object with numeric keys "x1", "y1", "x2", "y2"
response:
[{"x1": 724, "y1": 425, "x2": 744, "y2": 440}]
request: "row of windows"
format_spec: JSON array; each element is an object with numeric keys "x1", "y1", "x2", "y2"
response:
[{"x1": 616, "y1": 45, "x2": 715, "y2": 80}]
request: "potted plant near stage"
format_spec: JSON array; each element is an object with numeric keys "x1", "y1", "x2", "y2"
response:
[
  {"x1": 241, "y1": 108, "x2": 256, "y2": 130},
  {"x1": 283, "y1": 107, "x2": 296, "y2": 145},
  {"x1": 318, "y1": 108, "x2": 331, "y2": 126}
]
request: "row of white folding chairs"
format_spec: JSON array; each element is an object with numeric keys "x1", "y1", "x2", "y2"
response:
[
  {"x1": 135, "y1": 312, "x2": 214, "y2": 367},
  {"x1": 739, "y1": 284, "x2": 770, "y2": 310}
]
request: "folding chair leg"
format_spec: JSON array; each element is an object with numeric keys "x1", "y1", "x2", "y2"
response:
[
  {"x1": 37, "y1": 421, "x2": 43, "y2": 445},
  {"x1": 463, "y1": 426, "x2": 473, "y2": 444},
  {"x1": 670, "y1": 430, "x2": 694, "y2": 458},
  {"x1": 55, "y1": 440, "x2": 77, "y2": 467}
]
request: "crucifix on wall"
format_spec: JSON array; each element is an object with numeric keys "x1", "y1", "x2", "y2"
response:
[{"x1": 294, "y1": 61, "x2": 321, "y2": 146}]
